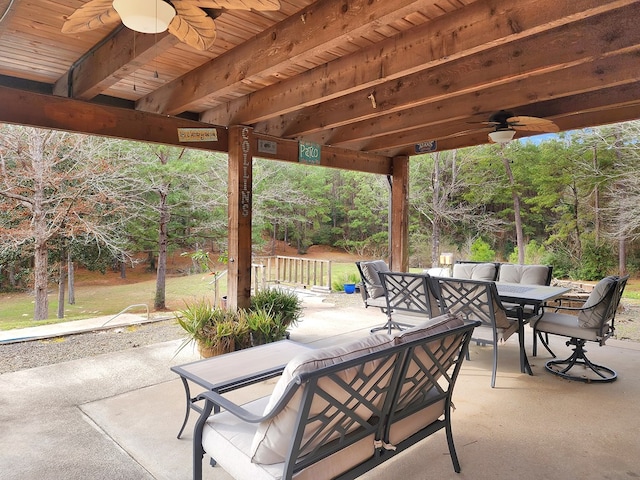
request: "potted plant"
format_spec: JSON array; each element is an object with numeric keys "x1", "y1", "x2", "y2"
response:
[
  {"x1": 249, "y1": 288, "x2": 303, "y2": 330},
  {"x1": 242, "y1": 307, "x2": 289, "y2": 346},
  {"x1": 175, "y1": 299, "x2": 237, "y2": 357}
]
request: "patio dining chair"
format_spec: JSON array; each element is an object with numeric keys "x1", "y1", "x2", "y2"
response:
[
  {"x1": 375, "y1": 272, "x2": 441, "y2": 334},
  {"x1": 355, "y1": 260, "x2": 390, "y2": 313},
  {"x1": 430, "y1": 276, "x2": 530, "y2": 388},
  {"x1": 531, "y1": 275, "x2": 628, "y2": 383}
]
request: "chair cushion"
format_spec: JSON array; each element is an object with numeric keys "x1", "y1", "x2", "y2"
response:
[
  {"x1": 533, "y1": 312, "x2": 601, "y2": 342},
  {"x1": 498, "y1": 264, "x2": 549, "y2": 285},
  {"x1": 391, "y1": 313, "x2": 464, "y2": 345},
  {"x1": 452, "y1": 263, "x2": 497, "y2": 281},
  {"x1": 578, "y1": 276, "x2": 616, "y2": 328},
  {"x1": 360, "y1": 260, "x2": 390, "y2": 298},
  {"x1": 250, "y1": 334, "x2": 392, "y2": 465},
  {"x1": 203, "y1": 397, "x2": 375, "y2": 480}
]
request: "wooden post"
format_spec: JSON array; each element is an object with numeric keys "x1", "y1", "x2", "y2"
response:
[
  {"x1": 390, "y1": 156, "x2": 409, "y2": 272},
  {"x1": 227, "y1": 126, "x2": 254, "y2": 309}
]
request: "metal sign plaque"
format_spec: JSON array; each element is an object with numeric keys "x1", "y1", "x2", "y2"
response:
[
  {"x1": 299, "y1": 141, "x2": 321, "y2": 164},
  {"x1": 258, "y1": 139, "x2": 278, "y2": 155},
  {"x1": 414, "y1": 140, "x2": 437, "y2": 153}
]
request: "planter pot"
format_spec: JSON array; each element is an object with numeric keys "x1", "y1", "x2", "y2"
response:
[
  {"x1": 344, "y1": 283, "x2": 356, "y2": 294},
  {"x1": 198, "y1": 339, "x2": 235, "y2": 358}
]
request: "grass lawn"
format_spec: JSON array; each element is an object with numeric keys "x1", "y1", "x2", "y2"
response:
[{"x1": 0, "y1": 262, "x2": 361, "y2": 331}]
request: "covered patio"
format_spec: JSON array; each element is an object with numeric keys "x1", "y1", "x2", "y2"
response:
[
  {"x1": 1, "y1": 0, "x2": 639, "y2": 307},
  {"x1": 1, "y1": 295, "x2": 639, "y2": 479}
]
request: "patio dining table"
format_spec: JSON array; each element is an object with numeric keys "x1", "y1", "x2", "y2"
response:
[{"x1": 495, "y1": 283, "x2": 571, "y2": 313}]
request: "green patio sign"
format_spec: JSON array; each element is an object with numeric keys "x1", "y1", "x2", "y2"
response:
[{"x1": 299, "y1": 141, "x2": 321, "y2": 164}]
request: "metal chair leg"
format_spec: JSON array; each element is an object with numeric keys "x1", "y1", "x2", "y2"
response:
[{"x1": 545, "y1": 338, "x2": 617, "y2": 383}]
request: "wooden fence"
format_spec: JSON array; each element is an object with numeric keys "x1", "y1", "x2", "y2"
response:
[{"x1": 253, "y1": 256, "x2": 332, "y2": 292}]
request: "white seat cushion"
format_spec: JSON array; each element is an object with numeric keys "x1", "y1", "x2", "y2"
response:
[
  {"x1": 578, "y1": 276, "x2": 617, "y2": 328},
  {"x1": 202, "y1": 397, "x2": 375, "y2": 480},
  {"x1": 359, "y1": 260, "x2": 390, "y2": 298},
  {"x1": 452, "y1": 263, "x2": 496, "y2": 281},
  {"x1": 250, "y1": 334, "x2": 391, "y2": 465},
  {"x1": 533, "y1": 312, "x2": 602, "y2": 342},
  {"x1": 498, "y1": 264, "x2": 549, "y2": 285}
]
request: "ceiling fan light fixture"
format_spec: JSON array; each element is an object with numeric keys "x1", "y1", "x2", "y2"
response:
[
  {"x1": 113, "y1": 0, "x2": 176, "y2": 34},
  {"x1": 489, "y1": 128, "x2": 516, "y2": 144}
]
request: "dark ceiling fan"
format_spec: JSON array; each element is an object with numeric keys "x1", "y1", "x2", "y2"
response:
[
  {"x1": 62, "y1": 0, "x2": 281, "y2": 51},
  {"x1": 477, "y1": 110, "x2": 560, "y2": 143}
]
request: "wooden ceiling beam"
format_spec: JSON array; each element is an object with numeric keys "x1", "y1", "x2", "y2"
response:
[
  {"x1": 53, "y1": 28, "x2": 178, "y2": 100},
  {"x1": 255, "y1": 5, "x2": 640, "y2": 138},
  {"x1": 0, "y1": 85, "x2": 228, "y2": 151},
  {"x1": 202, "y1": 0, "x2": 634, "y2": 127},
  {"x1": 252, "y1": 133, "x2": 392, "y2": 175},
  {"x1": 364, "y1": 82, "x2": 640, "y2": 155},
  {"x1": 137, "y1": 0, "x2": 449, "y2": 115},
  {"x1": 315, "y1": 49, "x2": 639, "y2": 147},
  {"x1": 398, "y1": 102, "x2": 640, "y2": 156}
]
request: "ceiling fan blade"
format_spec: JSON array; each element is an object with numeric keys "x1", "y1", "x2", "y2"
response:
[
  {"x1": 61, "y1": 0, "x2": 120, "y2": 33},
  {"x1": 187, "y1": 0, "x2": 281, "y2": 10},
  {"x1": 509, "y1": 116, "x2": 559, "y2": 133},
  {"x1": 169, "y1": 2, "x2": 217, "y2": 51}
]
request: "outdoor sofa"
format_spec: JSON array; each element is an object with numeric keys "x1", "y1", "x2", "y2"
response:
[{"x1": 191, "y1": 313, "x2": 478, "y2": 480}]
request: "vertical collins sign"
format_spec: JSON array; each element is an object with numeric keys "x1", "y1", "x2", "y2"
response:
[{"x1": 241, "y1": 127, "x2": 251, "y2": 218}]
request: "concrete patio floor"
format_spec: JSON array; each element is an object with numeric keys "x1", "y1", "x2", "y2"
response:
[{"x1": 1, "y1": 293, "x2": 639, "y2": 480}]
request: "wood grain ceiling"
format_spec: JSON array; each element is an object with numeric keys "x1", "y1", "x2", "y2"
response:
[{"x1": 0, "y1": 0, "x2": 639, "y2": 161}]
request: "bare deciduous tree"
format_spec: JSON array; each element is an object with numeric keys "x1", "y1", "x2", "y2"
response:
[{"x1": 0, "y1": 125, "x2": 129, "y2": 320}]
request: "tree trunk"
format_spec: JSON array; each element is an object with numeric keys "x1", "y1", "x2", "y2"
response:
[
  {"x1": 67, "y1": 250, "x2": 75, "y2": 304},
  {"x1": 57, "y1": 258, "x2": 66, "y2": 319},
  {"x1": 120, "y1": 261, "x2": 126, "y2": 279},
  {"x1": 501, "y1": 150, "x2": 525, "y2": 264},
  {"x1": 33, "y1": 243, "x2": 49, "y2": 321},
  {"x1": 431, "y1": 152, "x2": 441, "y2": 267},
  {"x1": 155, "y1": 189, "x2": 169, "y2": 309}
]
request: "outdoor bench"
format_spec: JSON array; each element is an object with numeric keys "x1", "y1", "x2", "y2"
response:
[{"x1": 191, "y1": 313, "x2": 479, "y2": 480}]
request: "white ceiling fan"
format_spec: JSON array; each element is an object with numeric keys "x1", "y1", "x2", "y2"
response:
[{"x1": 62, "y1": 0, "x2": 281, "y2": 51}]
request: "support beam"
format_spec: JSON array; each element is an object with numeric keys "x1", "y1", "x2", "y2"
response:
[
  {"x1": 0, "y1": 85, "x2": 229, "y2": 152},
  {"x1": 227, "y1": 126, "x2": 255, "y2": 310},
  {"x1": 53, "y1": 29, "x2": 177, "y2": 100},
  {"x1": 390, "y1": 156, "x2": 409, "y2": 272}
]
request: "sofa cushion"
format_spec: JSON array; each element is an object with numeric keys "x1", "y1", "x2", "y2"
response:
[
  {"x1": 498, "y1": 264, "x2": 549, "y2": 285},
  {"x1": 250, "y1": 334, "x2": 392, "y2": 465},
  {"x1": 360, "y1": 260, "x2": 390, "y2": 298},
  {"x1": 203, "y1": 396, "x2": 376, "y2": 480},
  {"x1": 452, "y1": 263, "x2": 497, "y2": 281},
  {"x1": 578, "y1": 276, "x2": 617, "y2": 328},
  {"x1": 391, "y1": 313, "x2": 464, "y2": 345}
]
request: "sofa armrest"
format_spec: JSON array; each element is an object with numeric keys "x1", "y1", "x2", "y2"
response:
[{"x1": 195, "y1": 378, "x2": 301, "y2": 424}]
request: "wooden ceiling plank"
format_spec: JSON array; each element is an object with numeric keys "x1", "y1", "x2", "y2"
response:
[
  {"x1": 259, "y1": 6, "x2": 640, "y2": 138},
  {"x1": 137, "y1": 0, "x2": 451, "y2": 115},
  {"x1": 201, "y1": 0, "x2": 633, "y2": 127},
  {"x1": 316, "y1": 49, "x2": 640, "y2": 146}
]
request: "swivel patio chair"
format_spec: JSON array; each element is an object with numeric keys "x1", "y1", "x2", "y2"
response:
[
  {"x1": 531, "y1": 275, "x2": 628, "y2": 383},
  {"x1": 375, "y1": 272, "x2": 441, "y2": 334},
  {"x1": 430, "y1": 276, "x2": 530, "y2": 388},
  {"x1": 355, "y1": 260, "x2": 390, "y2": 312}
]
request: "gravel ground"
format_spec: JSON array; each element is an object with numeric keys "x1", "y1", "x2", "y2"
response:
[
  {"x1": 1, "y1": 291, "x2": 636, "y2": 375},
  {"x1": 0, "y1": 320, "x2": 185, "y2": 374}
]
